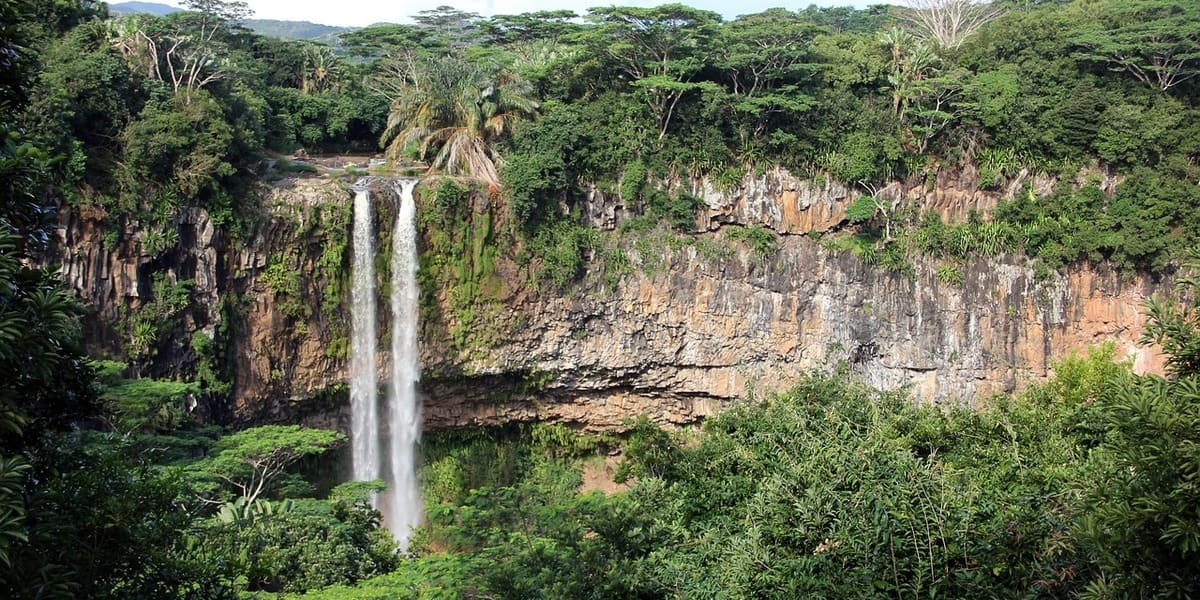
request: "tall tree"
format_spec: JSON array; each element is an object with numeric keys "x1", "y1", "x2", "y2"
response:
[
  {"x1": 716, "y1": 9, "x2": 820, "y2": 97},
  {"x1": 339, "y1": 23, "x2": 438, "y2": 59},
  {"x1": 412, "y1": 5, "x2": 484, "y2": 50},
  {"x1": 1073, "y1": 248, "x2": 1200, "y2": 597},
  {"x1": 181, "y1": 0, "x2": 250, "y2": 23},
  {"x1": 880, "y1": 26, "x2": 963, "y2": 154},
  {"x1": 480, "y1": 10, "x2": 581, "y2": 45},
  {"x1": 380, "y1": 55, "x2": 537, "y2": 187},
  {"x1": 299, "y1": 43, "x2": 342, "y2": 95},
  {"x1": 1070, "y1": 0, "x2": 1200, "y2": 93},
  {"x1": 108, "y1": 0, "x2": 252, "y2": 102},
  {"x1": 713, "y1": 9, "x2": 820, "y2": 153},
  {"x1": 899, "y1": 0, "x2": 1003, "y2": 50},
  {"x1": 0, "y1": 0, "x2": 97, "y2": 574},
  {"x1": 189, "y1": 425, "x2": 345, "y2": 504},
  {"x1": 583, "y1": 4, "x2": 722, "y2": 140}
]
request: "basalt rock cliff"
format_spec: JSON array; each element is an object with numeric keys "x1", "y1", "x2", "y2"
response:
[{"x1": 47, "y1": 167, "x2": 1166, "y2": 431}]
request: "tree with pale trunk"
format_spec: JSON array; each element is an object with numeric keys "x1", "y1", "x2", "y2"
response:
[
  {"x1": 189, "y1": 425, "x2": 345, "y2": 504},
  {"x1": 106, "y1": 0, "x2": 251, "y2": 102},
  {"x1": 898, "y1": 0, "x2": 1002, "y2": 50}
]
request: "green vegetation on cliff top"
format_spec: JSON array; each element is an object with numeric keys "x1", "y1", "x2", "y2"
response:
[{"x1": 14, "y1": 0, "x2": 1200, "y2": 279}]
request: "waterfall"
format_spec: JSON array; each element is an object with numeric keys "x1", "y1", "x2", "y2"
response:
[
  {"x1": 386, "y1": 179, "x2": 422, "y2": 551},
  {"x1": 347, "y1": 177, "x2": 423, "y2": 552},
  {"x1": 349, "y1": 183, "x2": 379, "y2": 485}
]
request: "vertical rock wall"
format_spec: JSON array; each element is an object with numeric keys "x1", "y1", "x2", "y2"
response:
[
  {"x1": 420, "y1": 236, "x2": 1164, "y2": 430},
  {"x1": 46, "y1": 171, "x2": 1168, "y2": 431}
]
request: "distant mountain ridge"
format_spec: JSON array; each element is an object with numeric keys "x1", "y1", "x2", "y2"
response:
[
  {"x1": 242, "y1": 19, "x2": 350, "y2": 42},
  {"x1": 108, "y1": 2, "x2": 351, "y2": 41},
  {"x1": 109, "y1": 1, "x2": 180, "y2": 16}
]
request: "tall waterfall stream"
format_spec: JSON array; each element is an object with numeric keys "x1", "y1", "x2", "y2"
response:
[
  {"x1": 386, "y1": 179, "x2": 422, "y2": 550},
  {"x1": 349, "y1": 178, "x2": 422, "y2": 552},
  {"x1": 349, "y1": 184, "x2": 379, "y2": 485}
]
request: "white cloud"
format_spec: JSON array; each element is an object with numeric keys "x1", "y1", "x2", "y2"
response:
[{"x1": 237, "y1": 0, "x2": 874, "y2": 27}]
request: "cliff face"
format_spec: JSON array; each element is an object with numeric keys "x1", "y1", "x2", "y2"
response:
[
  {"x1": 47, "y1": 170, "x2": 1166, "y2": 432},
  {"x1": 427, "y1": 243, "x2": 1160, "y2": 430}
]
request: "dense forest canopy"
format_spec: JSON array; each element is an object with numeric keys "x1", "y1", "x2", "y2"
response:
[
  {"x1": 11, "y1": 0, "x2": 1199, "y2": 274},
  {"x1": 1, "y1": 0, "x2": 1199, "y2": 597}
]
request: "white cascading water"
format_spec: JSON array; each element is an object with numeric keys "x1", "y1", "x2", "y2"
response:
[
  {"x1": 386, "y1": 179, "x2": 422, "y2": 551},
  {"x1": 349, "y1": 182, "x2": 379, "y2": 486}
]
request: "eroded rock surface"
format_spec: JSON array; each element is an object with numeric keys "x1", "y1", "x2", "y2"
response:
[
  {"x1": 422, "y1": 238, "x2": 1163, "y2": 430},
  {"x1": 46, "y1": 170, "x2": 1167, "y2": 432}
]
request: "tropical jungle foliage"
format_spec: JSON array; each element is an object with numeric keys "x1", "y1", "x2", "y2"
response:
[
  {"x1": 289, "y1": 328, "x2": 1200, "y2": 599},
  {"x1": 10, "y1": 0, "x2": 1198, "y2": 277}
]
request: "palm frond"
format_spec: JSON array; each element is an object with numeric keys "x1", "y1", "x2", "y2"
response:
[{"x1": 377, "y1": 54, "x2": 537, "y2": 187}]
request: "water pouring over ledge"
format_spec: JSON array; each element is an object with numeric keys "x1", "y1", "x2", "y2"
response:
[
  {"x1": 386, "y1": 178, "x2": 422, "y2": 550},
  {"x1": 349, "y1": 177, "x2": 423, "y2": 552},
  {"x1": 349, "y1": 181, "x2": 378, "y2": 486}
]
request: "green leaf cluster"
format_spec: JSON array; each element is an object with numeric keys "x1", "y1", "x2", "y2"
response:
[{"x1": 203, "y1": 498, "x2": 395, "y2": 593}]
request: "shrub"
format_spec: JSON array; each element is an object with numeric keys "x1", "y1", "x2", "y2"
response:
[{"x1": 725, "y1": 224, "x2": 777, "y2": 257}]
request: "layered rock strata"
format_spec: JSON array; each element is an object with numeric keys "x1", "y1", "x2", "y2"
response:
[{"x1": 47, "y1": 171, "x2": 1166, "y2": 431}]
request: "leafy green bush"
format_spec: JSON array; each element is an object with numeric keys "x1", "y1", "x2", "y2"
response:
[
  {"x1": 993, "y1": 166, "x2": 1199, "y2": 271},
  {"x1": 262, "y1": 256, "x2": 307, "y2": 319},
  {"x1": 123, "y1": 274, "x2": 193, "y2": 364},
  {"x1": 94, "y1": 360, "x2": 200, "y2": 433},
  {"x1": 1069, "y1": 252, "x2": 1200, "y2": 598},
  {"x1": 844, "y1": 193, "x2": 879, "y2": 223},
  {"x1": 620, "y1": 160, "x2": 648, "y2": 204},
  {"x1": 647, "y1": 190, "x2": 704, "y2": 232},
  {"x1": 527, "y1": 219, "x2": 598, "y2": 289},
  {"x1": 279, "y1": 553, "x2": 481, "y2": 599},
  {"x1": 912, "y1": 212, "x2": 1025, "y2": 260},
  {"x1": 819, "y1": 130, "x2": 904, "y2": 185},
  {"x1": 935, "y1": 263, "x2": 964, "y2": 285},
  {"x1": 622, "y1": 376, "x2": 1042, "y2": 596},
  {"x1": 119, "y1": 89, "x2": 238, "y2": 214},
  {"x1": 1, "y1": 435, "x2": 234, "y2": 600},
  {"x1": 406, "y1": 424, "x2": 645, "y2": 598},
  {"x1": 203, "y1": 499, "x2": 395, "y2": 594},
  {"x1": 724, "y1": 224, "x2": 777, "y2": 257},
  {"x1": 264, "y1": 86, "x2": 385, "y2": 153},
  {"x1": 424, "y1": 179, "x2": 467, "y2": 229}
]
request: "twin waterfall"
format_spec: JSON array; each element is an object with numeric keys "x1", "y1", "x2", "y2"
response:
[{"x1": 349, "y1": 178, "x2": 422, "y2": 551}]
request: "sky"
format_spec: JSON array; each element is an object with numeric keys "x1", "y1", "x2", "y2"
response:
[{"x1": 214, "y1": 0, "x2": 875, "y2": 28}]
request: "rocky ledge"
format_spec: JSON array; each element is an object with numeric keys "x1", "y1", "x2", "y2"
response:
[{"x1": 47, "y1": 170, "x2": 1167, "y2": 432}]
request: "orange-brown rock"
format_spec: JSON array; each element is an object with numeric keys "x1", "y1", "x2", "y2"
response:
[
  {"x1": 421, "y1": 239, "x2": 1164, "y2": 431},
  {"x1": 46, "y1": 171, "x2": 1169, "y2": 433}
]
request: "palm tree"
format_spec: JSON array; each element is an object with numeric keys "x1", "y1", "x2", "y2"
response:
[
  {"x1": 300, "y1": 43, "x2": 342, "y2": 95},
  {"x1": 379, "y1": 54, "x2": 538, "y2": 188}
]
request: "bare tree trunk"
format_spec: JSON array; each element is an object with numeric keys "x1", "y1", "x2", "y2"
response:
[{"x1": 899, "y1": 0, "x2": 1002, "y2": 50}]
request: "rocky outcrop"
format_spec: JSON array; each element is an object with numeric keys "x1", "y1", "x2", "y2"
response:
[
  {"x1": 422, "y1": 239, "x2": 1163, "y2": 430},
  {"x1": 47, "y1": 169, "x2": 1168, "y2": 433},
  {"x1": 580, "y1": 165, "x2": 1057, "y2": 235},
  {"x1": 226, "y1": 179, "x2": 354, "y2": 424},
  {"x1": 53, "y1": 203, "x2": 224, "y2": 376},
  {"x1": 49, "y1": 178, "x2": 356, "y2": 423}
]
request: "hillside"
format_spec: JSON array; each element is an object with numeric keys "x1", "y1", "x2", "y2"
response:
[
  {"x1": 241, "y1": 19, "x2": 350, "y2": 42},
  {"x1": 109, "y1": 1, "x2": 179, "y2": 16},
  {"x1": 110, "y1": 2, "x2": 350, "y2": 41}
]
